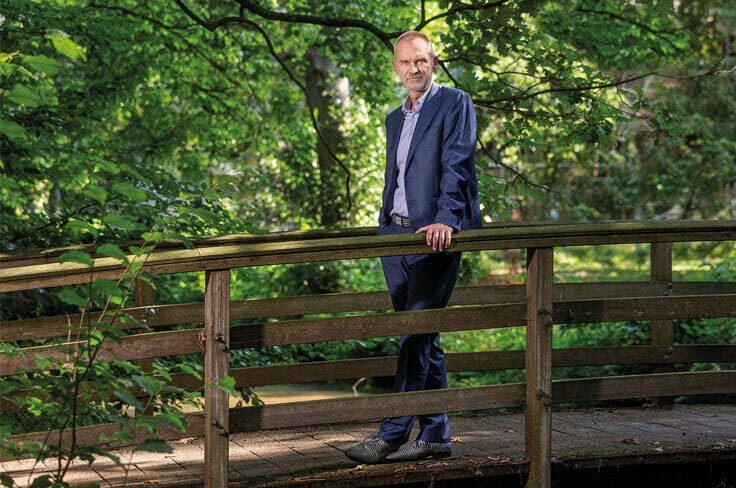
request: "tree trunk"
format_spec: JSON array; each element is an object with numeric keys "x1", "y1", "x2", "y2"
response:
[{"x1": 304, "y1": 47, "x2": 349, "y2": 228}]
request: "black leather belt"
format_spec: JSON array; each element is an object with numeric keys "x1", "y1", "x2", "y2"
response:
[{"x1": 391, "y1": 215, "x2": 411, "y2": 228}]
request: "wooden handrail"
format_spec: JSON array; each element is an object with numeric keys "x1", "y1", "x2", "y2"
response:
[
  {"x1": 2, "y1": 221, "x2": 735, "y2": 292},
  {"x1": 0, "y1": 227, "x2": 379, "y2": 267},
  {"x1": 0, "y1": 222, "x2": 565, "y2": 267}
]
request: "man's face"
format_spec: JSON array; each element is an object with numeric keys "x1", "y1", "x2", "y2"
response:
[{"x1": 393, "y1": 37, "x2": 438, "y2": 95}]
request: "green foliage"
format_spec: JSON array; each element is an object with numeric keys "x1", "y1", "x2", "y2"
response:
[
  {"x1": 676, "y1": 259, "x2": 736, "y2": 349},
  {"x1": 0, "y1": 240, "x2": 201, "y2": 486},
  {"x1": 444, "y1": 249, "x2": 736, "y2": 391},
  {"x1": 2, "y1": 0, "x2": 733, "y2": 251}
]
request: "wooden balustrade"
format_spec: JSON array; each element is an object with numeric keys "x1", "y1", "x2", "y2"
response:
[{"x1": 2, "y1": 221, "x2": 736, "y2": 488}]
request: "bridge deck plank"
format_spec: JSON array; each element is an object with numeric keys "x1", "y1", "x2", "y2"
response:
[{"x1": 2, "y1": 404, "x2": 735, "y2": 487}]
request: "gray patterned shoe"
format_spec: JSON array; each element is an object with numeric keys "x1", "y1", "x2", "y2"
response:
[
  {"x1": 384, "y1": 439, "x2": 452, "y2": 462},
  {"x1": 345, "y1": 436, "x2": 400, "y2": 464}
]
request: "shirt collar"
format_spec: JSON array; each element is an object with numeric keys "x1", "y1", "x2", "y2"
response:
[{"x1": 402, "y1": 82, "x2": 439, "y2": 114}]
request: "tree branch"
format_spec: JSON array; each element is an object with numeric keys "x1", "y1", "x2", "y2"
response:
[
  {"x1": 89, "y1": 3, "x2": 259, "y2": 102},
  {"x1": 414, "y1": 0, "x2": 510, "y2": 31},
  {"x1": 235, "y1": 0, "x2": 396, "y2": 50},
  {"x1": 476, "y1": 137, "x2": 555, "y2": 193},
  {"x1": 174, "y1": 0, "x2": 352, "y2": 211},
  {"x1": 437, "y1": 60, "x2": 553, "y2": 193},
  {"x1": 196, "y1": 0, "x2": 512, "y2": 54},
  {"x1": 244, "y1": 19, "x2": 353, "y2": 211},
  {"x1": 574, "y1": 7, "x2": 681, "y2": 51},
  {"x1": 474, "y1": 73, "x2": 653, "y2": 106}
]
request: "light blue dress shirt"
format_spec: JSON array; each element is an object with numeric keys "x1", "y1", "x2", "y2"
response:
[{"x1": 391, "y1": 82, "x2": 440, "y2": 219}]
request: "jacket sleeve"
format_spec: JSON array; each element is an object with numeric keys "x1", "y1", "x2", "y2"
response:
[
  {"x1": 434, "y1": 92, "x2": 477, "y2": 231},
  {"x1": 378, "y1": 115, "x2": 393, "y2": 230}
]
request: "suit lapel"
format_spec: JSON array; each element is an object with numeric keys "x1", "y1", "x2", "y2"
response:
[
  {"x1": 405, "y1": 86, "x2": 444, "y2": 171},
  {"x1": 386, "y1": 108, "x2": 403, "y2": 175}
]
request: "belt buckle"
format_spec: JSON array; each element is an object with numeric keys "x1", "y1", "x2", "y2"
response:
[{"x1": 393, "y1": 215, "x2": 410, "y2": 228}]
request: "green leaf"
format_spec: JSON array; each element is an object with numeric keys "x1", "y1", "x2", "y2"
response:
[
  {"x1": 0, "y1": 118, "x2": 26, "y2": 140},
  {"x1": 113, "y1": 389, "x2": 144, "y2": 411},
  {"x1": 82, "y1": 184, "x2": 108, "y2": 204},
  {"x1": 135, "y1": 438, "x2": 173, "y2": 454},
  {"x1": 160, "y1": 384, "x2": 184, "y2": 395},
  {"x1": 141, "y1": 231, "x2": 164, "y2": 243},
  {"x1": 202, "y1": 189, "x2": 220, "y2": 201},
  {"x1": 156, "y1": 412, "x2": 186, "y2": 432},
  {"x1": 6, "y1": 84, "x2": 43, "y2": 107},
  {"x1": 46, "y1": 29, "x2": 86, "y2": 61},
  {"x1": 103, "y1": 214, "x2": 140, "y2": 232},
  {"x1": 58, "y1": 250, "x2": 93, "y2": 266},
  {"x1": 1, "y1": 472, "x2": 15, "y2": 487},
  {"x1": 30, "y1": 475, "x2": 53, "y2": 488},
  {"x1": 97, "y1": 243, "x2": 129, "y2": 264},
  {"x1": 26, "y1": 396, "x2": 45, "y2": 417},
  {"x1": 97, "y1": 160, "x2": 121, "y2": 175},
  {"x1": 213, "y1": 376, "x2": 236, "y2": 394},
  {"x1": 23, "y1": 55, "x2": 60, "y2": 75},
  {"x1": 112, "y1": 181, "x2": 148, "y2": 202},
  {"x1": 88, "y1": 328, "x2": 105, "y2": 348},
  {"x1": 0, "y1": 62, "x2": 15, "y2": 76},
  {"x1": 129, "y1": 245, "x2": 154, "y2": 256},
  {"x1": 92, "y1": 278, "x2": 124, "y2": 297},
  {"x1": 165, "y1": 233, "x2": 195, "y2": 249},
  {"x1": 134, "y1": 273, "x2": 155, "y2": 291},
  {"x1": 67, "y1": 219, "x2": 99, "y2": 238},
  {"x1": 85, "y1": 445, "x2": 124, "y2": 468},
  {"x1": 188, "y1": 207, "x2": 218, "y2": 222},
  {"x1": 132, "y1": 374, "x2": 163, "y2": 397},
  {"x1": 175, "y1": 363, "x2": 202, "y2": 380},
  {"x1": 0, "y1": 379, "x2": 19, "y2": 396}
]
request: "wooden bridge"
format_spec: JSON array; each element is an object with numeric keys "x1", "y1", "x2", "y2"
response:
[
  {"x1": 3, "y1": 405, "x2": 736, "y2": 487},
  {"x1": 1, "y1": 221, "x2": 736, "y2": 487}
]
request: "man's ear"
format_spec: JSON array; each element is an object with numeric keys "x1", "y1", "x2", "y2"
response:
[{"x1": 432, "y1": 56, "x2": 439, "y2": 71}]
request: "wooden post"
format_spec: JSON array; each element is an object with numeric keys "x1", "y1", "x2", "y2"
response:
[
  {"x1": 204, "y1": 270, "x2": 230, "y2": 488},
  {"x1": 525, "y1": 247, "x2": 553, "y2": 488},
  {"x1": 134, "y1": 279, "x2": 155, "y2": 416},
  {"x1": 134, "y1": 278, "x2": 155, "y2": 309},
  {"x1": 134, "y1": 279, "x2": 155, "y2": 374},
  {"x1": 651, "y1": 242, "x2": 674, "y2": 405}
]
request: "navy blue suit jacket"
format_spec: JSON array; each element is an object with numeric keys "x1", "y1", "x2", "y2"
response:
[{"x1": 379, "y1": 85, "x2": 482, "y2": 233}]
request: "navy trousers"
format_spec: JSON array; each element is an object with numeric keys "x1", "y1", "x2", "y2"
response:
[{"x1": 377, "y1": 222, "x2": 461, "y2": 445}]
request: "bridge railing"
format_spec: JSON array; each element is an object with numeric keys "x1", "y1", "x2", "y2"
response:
[{"x1": 2, "y1": 221, "x2": 736, "y2": 488}]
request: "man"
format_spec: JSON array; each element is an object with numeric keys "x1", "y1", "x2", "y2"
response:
[{"x1": 345, "y1": 31, "x2": 482, "y2": 464}]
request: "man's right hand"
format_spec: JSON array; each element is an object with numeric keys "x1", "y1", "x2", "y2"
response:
[{"x1": 416, "y1": 223, "x2": 454, "y2": 252}]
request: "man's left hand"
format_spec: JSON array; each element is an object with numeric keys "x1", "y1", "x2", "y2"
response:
[{"x1": 416, "y1": 223, "x2": 454, "y2": 252}]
